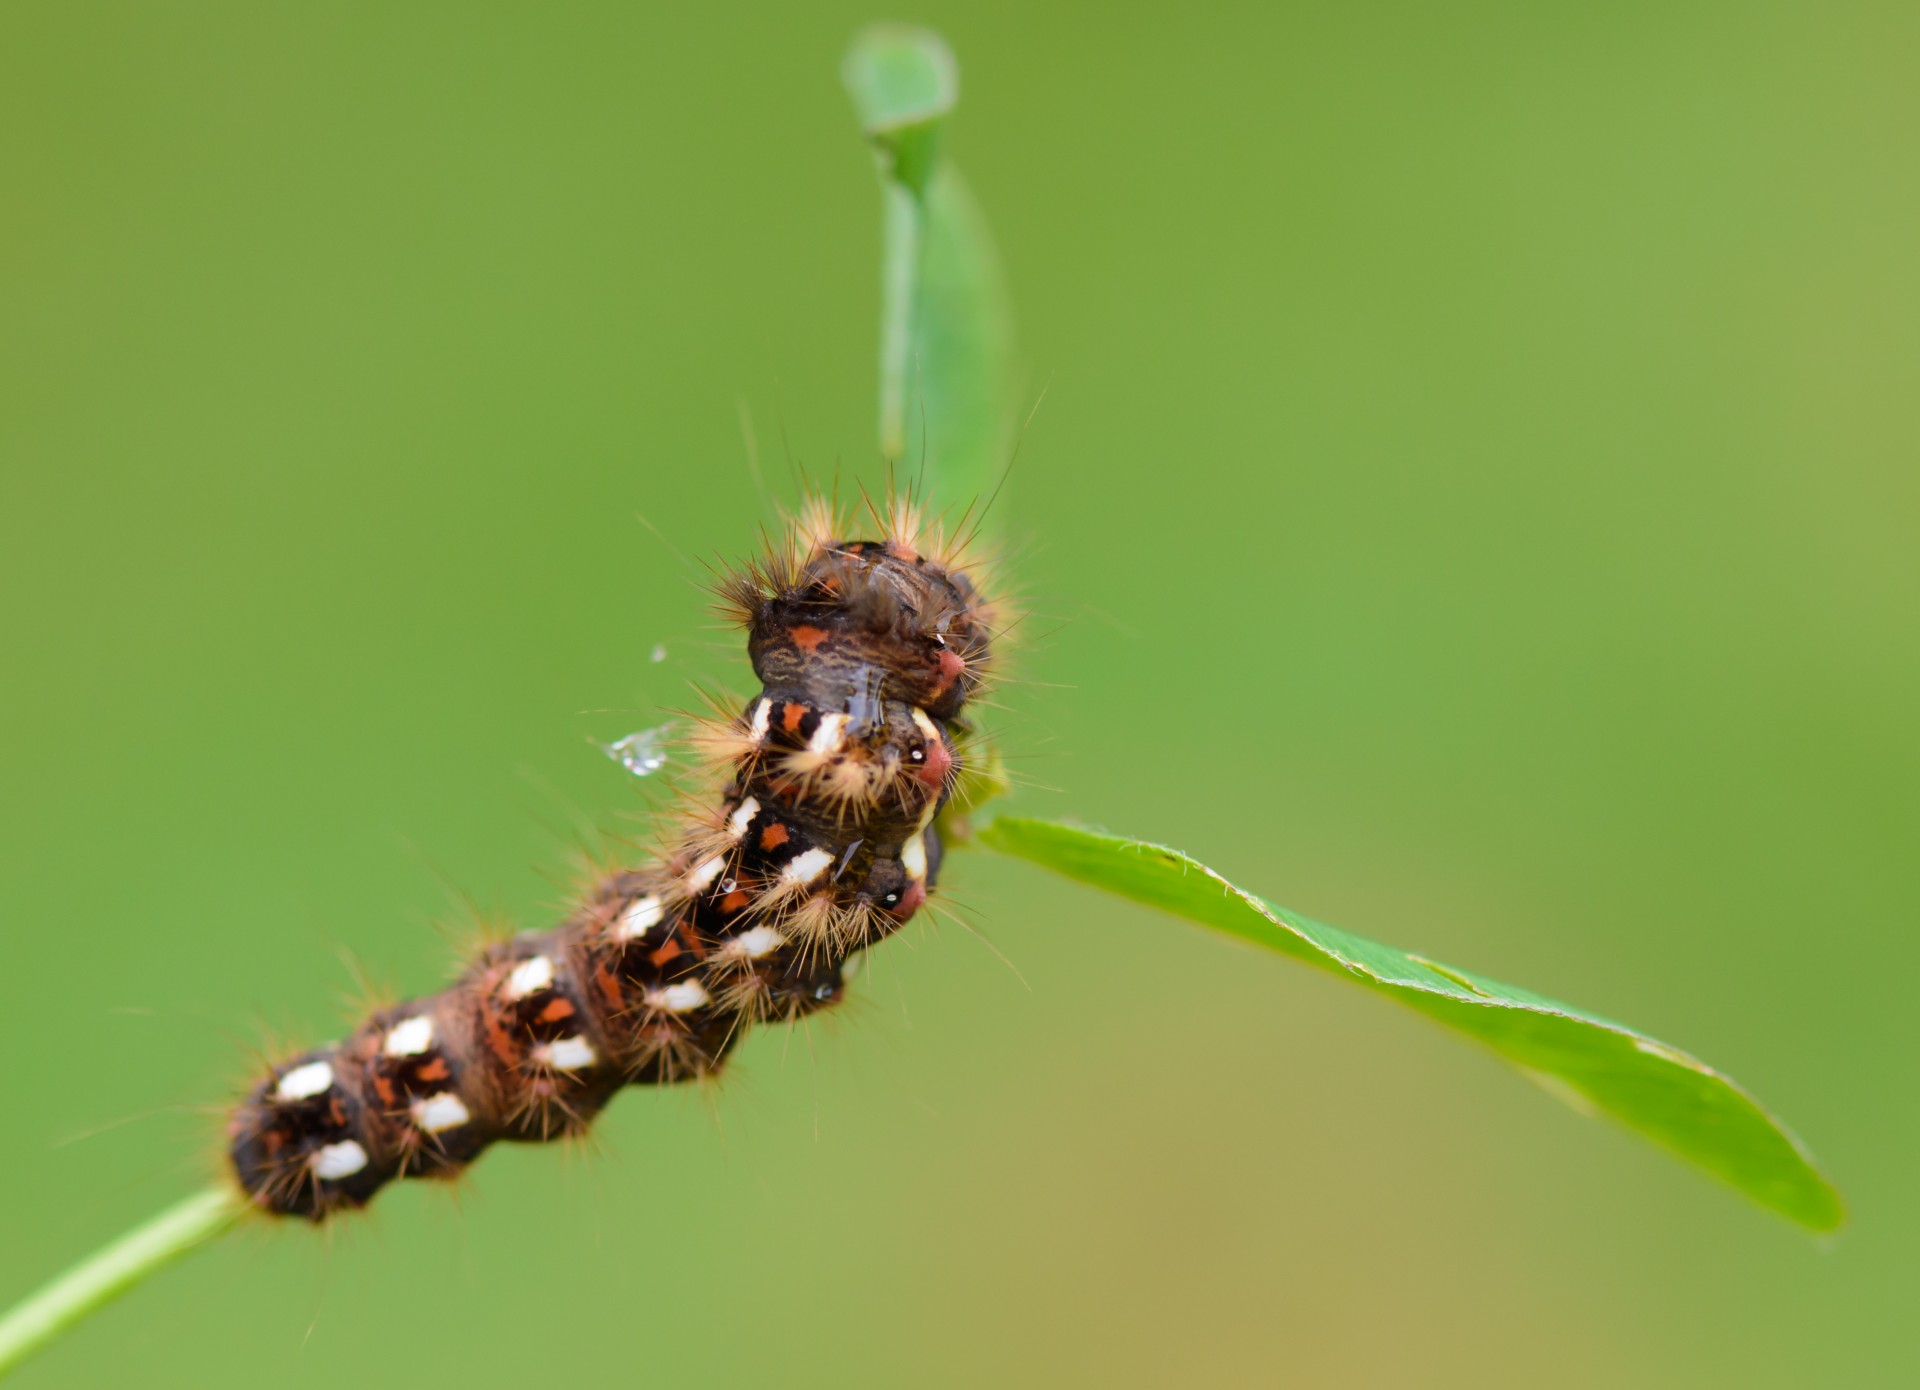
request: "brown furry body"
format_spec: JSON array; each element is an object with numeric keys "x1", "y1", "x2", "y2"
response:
[{"x1": 228, "y1": 500, "x2": 993, "y2": 1220}]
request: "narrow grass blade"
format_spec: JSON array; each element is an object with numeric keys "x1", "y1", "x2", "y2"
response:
[
  {"x1": 975, "y1": 816, "x2": 1844, "y2": 1233},
  {"x1": 844, "y1": 25, "x2": 1013, "y2": 516},
  {"x1": 0, "y1": 1184, "x2": 243, "y2": 1378}
]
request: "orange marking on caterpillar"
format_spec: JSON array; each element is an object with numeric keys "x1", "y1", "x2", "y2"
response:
[
  {"x1": 481, "y1": 1004, "x2": 521, "y2": 1069},
  {"x1": 789, "y1": 624, "x2": 830, "y2": 653},
  {"x1": 592, "y1": 961, "x2": 626, "y2": 1012}
]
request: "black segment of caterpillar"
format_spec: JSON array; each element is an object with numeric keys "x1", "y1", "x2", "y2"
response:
[{"x1": 228, "y1": 498, "x2": 995, "y2": 1220}]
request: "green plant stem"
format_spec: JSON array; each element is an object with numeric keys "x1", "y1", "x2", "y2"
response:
[{"x1": 0, "y1": 1185, "x2": 242, "y2": 1379}]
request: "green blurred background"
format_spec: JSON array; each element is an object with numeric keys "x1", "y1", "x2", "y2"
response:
[{"x1": 3, "y1": 3, "x2": 1915, "y2": 1385}]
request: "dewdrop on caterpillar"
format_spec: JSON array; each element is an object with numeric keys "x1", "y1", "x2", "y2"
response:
[{"x1": 226, "y1": 494, "x2": 995, "y2": 1220}]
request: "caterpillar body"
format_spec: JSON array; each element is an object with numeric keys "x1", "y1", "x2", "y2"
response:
[{"x1": 228, "y1": 498, "x2": 994, "y2": 1220}]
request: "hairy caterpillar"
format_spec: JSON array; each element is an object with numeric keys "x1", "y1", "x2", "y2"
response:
[{"x1": 228, "y1": 495, "x2": 995, "y2": 1220}]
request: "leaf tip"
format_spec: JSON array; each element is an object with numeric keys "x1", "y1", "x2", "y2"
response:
[
  {"x1": 842, "y1": 25, "x2": 959, "y2": 196},
  {"x1": 842, "y1": 25, "x2": 959, "y2": 133}
]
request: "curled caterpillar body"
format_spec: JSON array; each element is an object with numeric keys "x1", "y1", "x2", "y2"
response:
[{"x1": 229, "y1": 505, "x2": 991, "y2": 1220}]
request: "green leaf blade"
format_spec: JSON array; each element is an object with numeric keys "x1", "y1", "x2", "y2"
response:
[
  {"x1": 841, "y1": 23, "x2": 957, "y2": 197},
  {"x1": 975, "y1": 816, "x2": 1844, "y2": 1233},
  {"x1": 844, "y1": 26, "x2": 1013, "y2": 517}
]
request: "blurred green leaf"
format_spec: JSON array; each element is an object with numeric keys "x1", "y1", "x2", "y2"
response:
[
  {"x1": 975, "y1": 817, "x2": 1845, "y2": 1233},
  {"x1": 841, "y1": 22, "x2": 955, "y2": 197},
  {"x1": 844, "y1": 26, "x2": 1012, "y2": 515}
]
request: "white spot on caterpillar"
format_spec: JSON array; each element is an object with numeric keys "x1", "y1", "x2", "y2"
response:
[
  {"x1": 645, "y1": 980, "x2": 711, "y2": 1013},
  {"x1": 727, "y1": 797, "x2": 760, "y2": 841},
  {"x1": 310, "y1": 1140, "x2": 368, "y2": 1181},
  {"x1": 617, "y1": 894, "x2": 664, "y2": 942},
  {"x1": 783, "y1": 847, "x2": 835, "y2": 885},
  {"x1": 410, "y1": 1092, "x2": 471, "y2": 1134},
  {"x1": 901, "y1": 833, "x2": 928, "y2": 883},
  {"x1": 504, "y1": 955, "x2": 554, "y2": 1000},
  {"x1": 748, "y1": 698, "x2": 772, "y2": 743},
  {"x1": 722, "y1": 925, "x2": 784, "y2": 960},
  {"x1": 909, "y1": 706, "x2": 941, "y2": 742},
  {"x1": 808, "y1": 712, "x2": 850, "y2": 757},
  {"x1": 687, "y1": 855, "x2": 727, "y2": 892},
  {"x1": 274, "y1": 1060, "x2": 334, "y2": 1102},
  {"x1": 382, "y1": 1015, "x2": 434, "y2": 1058},
  {"x1": 532, "y1": 1035, "x2": 597, "y2": 1071}
]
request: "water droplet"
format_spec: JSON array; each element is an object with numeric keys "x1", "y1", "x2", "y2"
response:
[
  {"x1": 649, "y1": 644, "x2": 668, "y2": 663},
  {"x1": 603, "y1": 725, "x2": 672, "y2": 778}
]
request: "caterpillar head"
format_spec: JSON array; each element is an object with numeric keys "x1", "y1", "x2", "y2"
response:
[{"x1": 747, "y1": 540, "x2": 990, "y2": 723}]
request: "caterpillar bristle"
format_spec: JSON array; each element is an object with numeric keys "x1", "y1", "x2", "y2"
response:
[
  {"x1": 788, "y1": 494, "x2": 843, "y2": 560},
  {"x1": 227, "y1": 489, "x2": 996, "y2": 1220}
]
